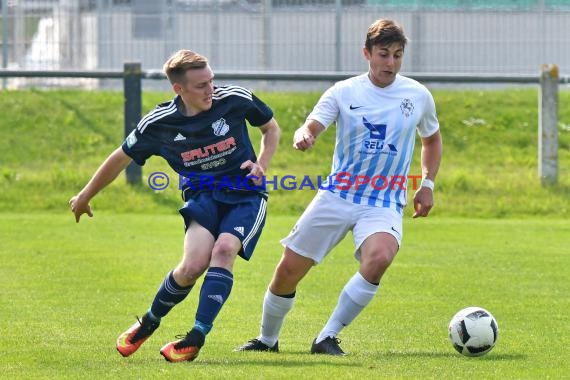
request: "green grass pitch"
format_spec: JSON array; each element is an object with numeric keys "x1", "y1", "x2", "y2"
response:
[
  {"x1": 1, "y1": 88, "x2": 569, "y2": 378},
  {"x1": 1, "y1": 213, "x2": 568, "y2": 379}
]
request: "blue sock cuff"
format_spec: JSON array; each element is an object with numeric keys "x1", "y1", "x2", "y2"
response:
[
  {"x1": 206, "y1": 267, "x2": 234, "y2": 280},
  {"x1": 168, "y1": 270, "x2": 194, "y2": 290},
  {"x1": 194, "y1": 320, "x2": 212, "y2": 335}
]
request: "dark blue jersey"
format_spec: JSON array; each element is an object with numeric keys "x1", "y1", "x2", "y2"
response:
[{"x1": 122, "y1": 85, "x2": 273, "y2": 191}]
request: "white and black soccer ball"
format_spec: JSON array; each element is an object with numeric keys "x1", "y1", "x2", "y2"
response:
[{"x1": 448, "y1": 306, "x2": 499, "y2": 357}]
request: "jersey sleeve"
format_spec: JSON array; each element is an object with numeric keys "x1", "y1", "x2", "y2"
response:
[
  {"x1": 417, "y1": 89, "x2": 440, "y2": 138},
  {"x1": 121, "y1": 124, "x2": 157, "y2": 166},
  {"x1": 245, "y1": 93, "x2": 274, "y2": 126},
  {"x1": 306, "y1": 85, "x2": 339, "y2": 129}
]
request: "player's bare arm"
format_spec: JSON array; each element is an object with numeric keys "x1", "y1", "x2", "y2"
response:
[
  {"x1": 293, "y1": 119, "x2": 325, "y2": 151},
  {"x1": 69, "y1": 147, "x2": 133, "y2": 223},
  {"x1": 413, "y1": 130, "x2": 442, "y2": 218},
  {"x1": 240, "y1": 117, "x2": 281, "y2": 185}
]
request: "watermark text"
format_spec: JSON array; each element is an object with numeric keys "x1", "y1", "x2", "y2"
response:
[{"x1": 147, "y1": 172, "x2": 423, "y2": 192}]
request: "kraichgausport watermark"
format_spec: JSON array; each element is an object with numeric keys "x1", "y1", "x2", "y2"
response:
[{"x1": 147, "y1": 172, "x2": 424, "y2": 192}]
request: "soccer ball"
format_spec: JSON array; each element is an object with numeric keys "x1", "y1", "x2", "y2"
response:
[{"x1": 448, "y1": 306, "x2": 499, "y2": 357}]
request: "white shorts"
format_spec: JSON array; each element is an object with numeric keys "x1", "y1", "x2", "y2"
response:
[{"x1": 280, "y1": 190, "x2": 403, "y2": 264}]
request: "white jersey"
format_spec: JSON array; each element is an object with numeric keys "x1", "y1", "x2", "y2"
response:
[{"x1": 308, "y1": 73, "x2": 439, "y2": 213}]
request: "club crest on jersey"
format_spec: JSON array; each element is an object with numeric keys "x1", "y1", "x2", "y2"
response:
[
  {"x1": 211, "y1": 118, "x2": 230, "y2": 136},
  {"x1": 400, "y1": 98, "x2": 414, "y2": 117}
]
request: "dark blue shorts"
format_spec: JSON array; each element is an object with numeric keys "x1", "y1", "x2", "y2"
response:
[{"x1": 179, "y1": 188, "x2": 268, "y2": 260}]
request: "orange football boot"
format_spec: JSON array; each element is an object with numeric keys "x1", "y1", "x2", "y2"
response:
[
  {"x1": 160, "y1": 329, "x2": 205, "y2": 363},
  {"x1": 116, "y1": 315, "x2": 160, "y2": 357}
]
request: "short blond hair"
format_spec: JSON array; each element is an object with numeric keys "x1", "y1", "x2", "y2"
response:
[{"x1": 163, "y1": 50, "x2": 209, "y2": 85}]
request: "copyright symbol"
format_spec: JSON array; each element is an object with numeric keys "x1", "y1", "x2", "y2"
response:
[{"x1": 148, "y1": 172, "x2": 169, "y2": 191}]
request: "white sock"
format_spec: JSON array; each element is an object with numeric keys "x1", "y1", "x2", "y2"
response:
[
  {"x1": 258, "y1": 289, "x2": 295, "y2": 347},
  {"x1": 316, "y1": 272, "x2": 378, "y2": 343}
]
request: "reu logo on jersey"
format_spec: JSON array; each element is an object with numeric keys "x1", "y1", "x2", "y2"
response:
[{"x1": 361, "y1": 117, "x2": 397, "y2": 156}]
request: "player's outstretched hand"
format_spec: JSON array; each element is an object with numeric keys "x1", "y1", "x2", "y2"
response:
[
  {"x1": 69, "y1": 195, "x2": 93, "y2": 223},
  {"x1": 240, "y1": 160, "x2": 265, "y2": 186},
  {"x1": 412, "y1": 187, "x2": 434, "y2": 218}
]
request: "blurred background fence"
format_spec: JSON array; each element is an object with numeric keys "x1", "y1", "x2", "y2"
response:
[{"x1": 1, "y1": 0, "x2": 570, "y2": 90}]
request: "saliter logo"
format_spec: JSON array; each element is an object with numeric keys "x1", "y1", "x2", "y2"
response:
[{"x1": 180, "y1": 136, "x2": 237, "y2": 167}]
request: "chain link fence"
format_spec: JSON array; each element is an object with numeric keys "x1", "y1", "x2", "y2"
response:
[{"x1": 1, "y1": 0, "x2": 570, "y2": 89}]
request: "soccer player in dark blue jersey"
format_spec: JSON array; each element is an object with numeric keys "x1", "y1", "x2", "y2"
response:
[{"x1": 69, "y1": 49, "x2": 281, "y2": 362}]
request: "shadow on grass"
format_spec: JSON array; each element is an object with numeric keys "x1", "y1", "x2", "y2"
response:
[
  {"x1": 198, "y1": 356, "x2": 360, "y2": 368},
  {"x1": 382, "y1": 350, "x2": 527, "y2": 361},
  {"x1": 117, "y1": 352, "x2": 360, "y2": 368}
]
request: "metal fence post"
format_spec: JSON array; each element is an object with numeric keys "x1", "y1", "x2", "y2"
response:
[
  {"x1": 262, "y1": 0, "x2": 271, "y2": 70},
  {"x1": 538, "y1": 64, "x2": 559, "y2": 185},
  {"x1": 334, "y1": 0, "x2": 341, "y2": 72},
  {"x1": 1, "y1": 0, "x2": 9, "y2": 89},
  {"x1": 123, "y1": 62, "x2": 142, "y2": 185}
]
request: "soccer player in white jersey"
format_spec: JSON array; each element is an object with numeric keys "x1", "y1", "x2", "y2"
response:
[
  {"x1": 69, "y1": 50, "x2": 280, "y2": 362},
  {"x1": 237, "y1": 19, "x2": 442, "y2": 355}
]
